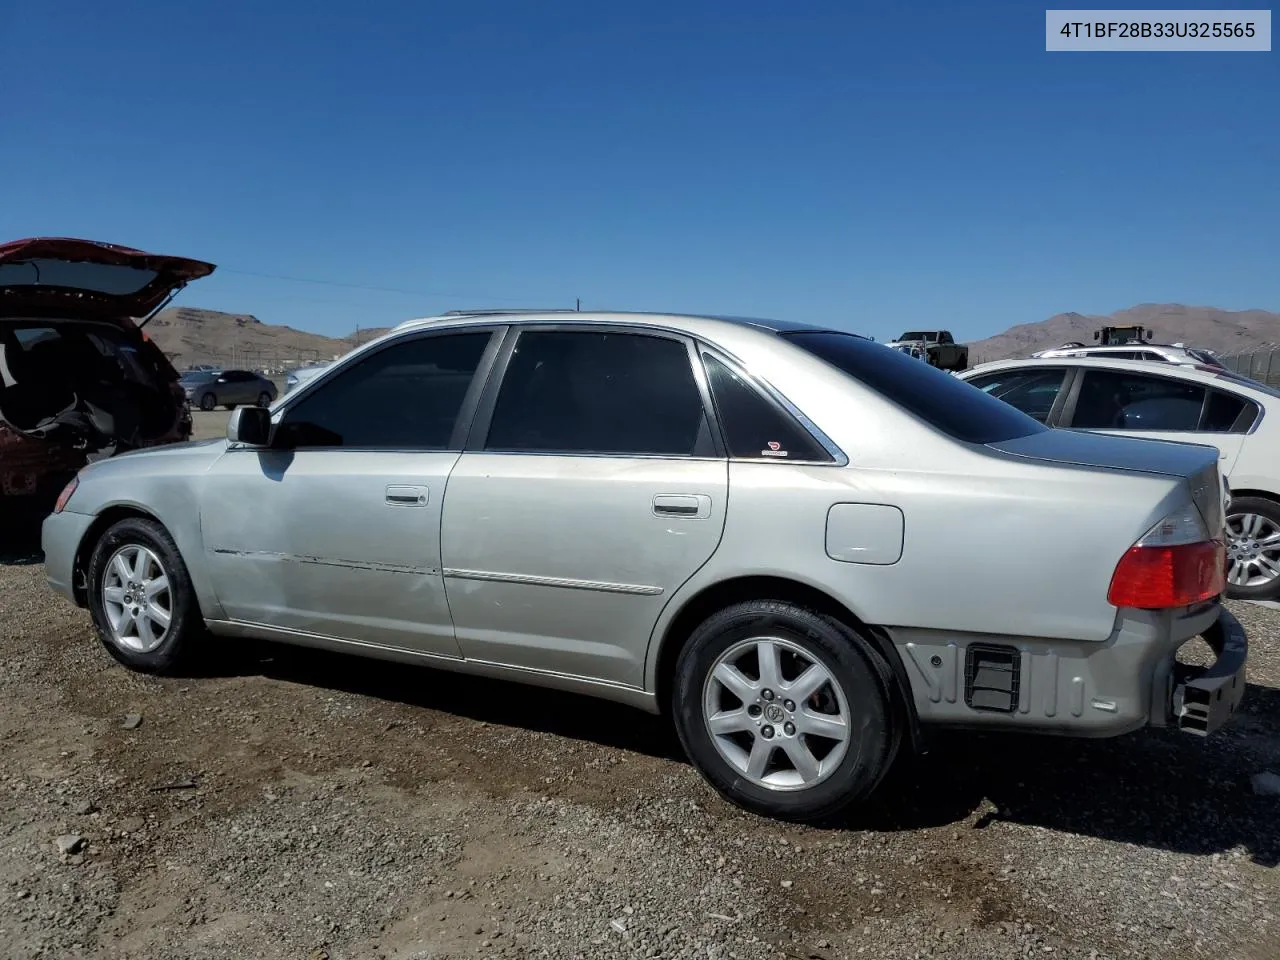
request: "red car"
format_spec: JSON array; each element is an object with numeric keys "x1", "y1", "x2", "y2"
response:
[{"x1": 0, "y1": 237, "x2": 215, "y2": 506}]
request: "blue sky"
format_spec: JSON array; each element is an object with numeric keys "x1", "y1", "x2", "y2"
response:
[{"x1": 2, "y1": 1, "x2": 1276, "y2": 341}]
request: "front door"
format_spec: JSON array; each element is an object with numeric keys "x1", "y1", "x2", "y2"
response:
[
  {"x1": 440, "y1": 327, "x2": 729, "y2": 689},
  {"x1": 199, "y1": 328, "x2": 501, "y2": 657}
]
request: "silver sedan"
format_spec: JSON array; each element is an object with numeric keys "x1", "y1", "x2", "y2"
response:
[{"x1": 42, "y1": 311, "x2": 1247, "y2": 820}]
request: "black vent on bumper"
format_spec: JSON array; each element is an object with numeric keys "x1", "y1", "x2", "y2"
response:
[{"x1": 964, "y1": 644, "x2": 1021, "y2": 713}]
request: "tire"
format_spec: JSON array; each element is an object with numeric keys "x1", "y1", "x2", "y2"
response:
[
  {"x1": 257, "y1": 392, "x2": 272, "y2": 407},
  {"x1": 671, "y1": 600, "x2": 898, "y2": 822},
  {"x1": 223, "y1": 404, "x2": 236, "y2": 411},
  {"x1": 199, "y1": 392, "x2": 216, "y2": 412},
  {"x1": 1225, "y1": 496, "x2": 1280, "y2": 600},
  {"x1": 86, "y1": 517, "x2": 202, "y2": 674}
]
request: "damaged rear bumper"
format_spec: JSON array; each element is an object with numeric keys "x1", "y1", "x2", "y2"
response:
[{"x1": 1171, "y1": 607, "x2": 1247, "y2": 736}]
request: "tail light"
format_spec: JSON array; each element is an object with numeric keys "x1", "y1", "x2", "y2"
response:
[
  {"x1": 1108, "y1": 503, "x2": 1225, "y2": 609},
  {"x1": 53, "y1": 476, "x2": 79, "y2": 514}
]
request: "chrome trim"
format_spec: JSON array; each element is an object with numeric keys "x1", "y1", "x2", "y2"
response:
[{"x1": 442, "y1": 567, "x2": 664, "y2": 596}]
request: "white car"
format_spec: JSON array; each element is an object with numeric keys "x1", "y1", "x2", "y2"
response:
[
  {"x1": 1031, "y1": 342, "x2": 1224, "y2": 368},
  {"x1": 961, "y1": 356, "x2": 1280, "y2": 599},
  {"x1": 284, "y1": 362, "x2": 331, "y2": 393}
]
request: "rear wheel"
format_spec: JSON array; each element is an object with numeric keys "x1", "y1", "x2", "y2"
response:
[
  {"x1": 199, "y1": 392, "x2": 216, "y2": 411},
  {"x1": 671, "y1": 600, "x2": 897, "y2": 822},
  {"x1": 86, "y1": 517, "x2": 202, "y2": 673},
  {"x1": 1225, "y1": 496, "x2": 1280, "y2": 600}
]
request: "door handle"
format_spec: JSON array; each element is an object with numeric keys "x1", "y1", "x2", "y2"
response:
[
  {"x1": 386, "y1": 484, "x2": 429, "y2": 506},
  {"x1": 653, "y1": 494, "x2": 712, "y2": 519}
]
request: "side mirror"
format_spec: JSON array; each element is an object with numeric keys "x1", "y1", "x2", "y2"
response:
[{"x1": 227, "y1": 406, "x2": 272, "y2": 446}]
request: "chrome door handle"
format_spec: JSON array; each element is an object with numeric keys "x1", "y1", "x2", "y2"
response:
[
  {"x1": 652, "y1": 494, "x2": 712, "y2": 519},
  {"x1": 386, "y1": 484, "x2": 429, "y2": 506}
]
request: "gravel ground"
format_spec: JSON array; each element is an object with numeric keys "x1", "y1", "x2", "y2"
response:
[{"x1": 1, "y1": 506, "x2": 1278, "y2": 960}]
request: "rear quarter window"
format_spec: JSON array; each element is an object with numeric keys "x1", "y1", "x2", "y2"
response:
[{"x1": 781, "y1": 331, "x2": 1046, "y2": 444}]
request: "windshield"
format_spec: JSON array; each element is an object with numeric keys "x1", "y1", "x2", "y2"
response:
[
  {"x1": 899, "y1": 331, "x2": 935, "y2": 341},
  {"x1": 781, "y1": 331, "x2": 1046, "y2": 444}
]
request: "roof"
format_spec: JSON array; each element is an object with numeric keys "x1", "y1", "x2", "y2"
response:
[{"x1": 391, "y1": 309, "x2": 841, "y2": 337}]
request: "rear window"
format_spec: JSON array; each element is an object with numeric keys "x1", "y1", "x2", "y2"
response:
[{"x1": 781, "y1": 331, "x2": 1046, "y2": 444}]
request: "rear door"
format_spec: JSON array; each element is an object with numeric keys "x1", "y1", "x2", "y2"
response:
[
  {"x1": 1060, "y1": 367, "x2": 1252, "y2": 475},
  {"x1": 439, "y1": 325, "x2": 728, "y2": 689}
]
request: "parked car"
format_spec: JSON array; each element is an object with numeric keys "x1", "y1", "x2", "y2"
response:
[
  {"x1": 181, "y1": 369, "x2": 277, "y2": 411},
  {"x1": 44, "y1": 312, "x2": 1245, "y2": 821},
  {"x1": 960, "y1": 356, "x2": 1280, "y2": 599},
  {"x1": 1032, "y1": 342, "x2": 1225, "y2": 368},
  {"x1": 184, "y1": 364, "x2": 219, "y2": 373},
  {"x1": 883, "y1": 330, "x2": 969, "y2": 371},
  {"x1": 284, "y1": 362, "x2": 331, "y2": 394},
  {"x1": 0, "y1": 237, "x2": 212, "y2": 506}
]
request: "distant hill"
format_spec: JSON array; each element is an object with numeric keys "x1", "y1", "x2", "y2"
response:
[
  {"x1": 143, "y1": 307, "x2": 385, "y2": 371},
  {"x1": 147, "y1": 302, "x2": 1280, "y2": 373},
  {"x1": 970, "y1": 304, "x2": 1280, "y2": 363}
]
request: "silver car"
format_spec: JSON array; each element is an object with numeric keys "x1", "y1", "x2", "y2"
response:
[
  {"x1": 180, "y1": 369, "x2": 277, "y2": 411},
  {"x1": 42, "y1": 312, "x2": 1247, "y2": 821}
]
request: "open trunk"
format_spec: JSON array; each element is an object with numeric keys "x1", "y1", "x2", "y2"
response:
[
  {"x1": 0, "y1": 237, "x2": 213, "y2": 493},
  {"x1": 0, "y1": 319, "x2": 189, "y2": 454}
]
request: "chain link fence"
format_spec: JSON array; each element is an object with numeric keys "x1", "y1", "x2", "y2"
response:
[{"x1": 1217, "y1": 347, "x2": 1280, "y2": 388}]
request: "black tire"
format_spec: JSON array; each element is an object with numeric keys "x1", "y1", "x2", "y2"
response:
[
  {"x1": 199, "y1": 392, "x2": 216, "y2": 411},
  {"x1": 1225, "y1": 496, "x2": 1280, "y2": 600},
  {"x1": 257, "y1": 392, "x2": 272, "y2": 407},
  {"x1": 223, "y1": 404, "x2": 236, "y2": 411},
  {"x1": 85, "y1": 517, "x2": 202, "y2": 674},
  {"x1": 671, "y1": 600, "x2": 898, "y2": 822}
]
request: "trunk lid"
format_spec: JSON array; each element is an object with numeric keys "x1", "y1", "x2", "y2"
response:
[
  {"x1": 0, "y1": 237, "x2": 215, "y2": 322},
  {"x1": 991, "y1": 428, "x2": 1225, "y2": 534}
]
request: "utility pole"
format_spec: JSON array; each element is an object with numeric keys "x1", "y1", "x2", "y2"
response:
[{"x1": 575, "y1": 298, "x2": 581, "y2": 312}]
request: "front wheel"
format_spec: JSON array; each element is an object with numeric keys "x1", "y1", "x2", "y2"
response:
[
  {"x1": 671, "y1": 600, "x2": 897, "y2": 822},
  {"x1": 86, "y1": 517, "x2": 202, "y2": 673},
  {"x1": 199, "y1": 392, "x2": 216, "y2": 411},
  {"x1": 257, "y1": 392, "x2": 272, "y2": 407},
  {"x1": 1225, "y1": 496, "x2": 1280, "y2": 600}
]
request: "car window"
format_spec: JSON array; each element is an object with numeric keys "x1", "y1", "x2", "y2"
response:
[
  {"x1": 485, "y1": 330, "x2": 711, "y2": 456},
  {"x1": 277, "y1": 331, "x2": 492, "y2": 449},
  {"x1": 966, "y1": 368, "x2": 1067, "y2": 423},
  {"x1": 1203, "y1": 390, "x2": 1257, "y2": 433},
  {"x1": 1139, "y1": 351, "x2": 1169, "y2": 362},
  {"x1": 1070, "y1": 370, "x2": 1206, "y2": 431},
  {"x1": 782, "y1": 331, "x2": 1045, "y2": 444},
  {"x1": 702, "y1": 354, "x2": 831, "y2": 461}
]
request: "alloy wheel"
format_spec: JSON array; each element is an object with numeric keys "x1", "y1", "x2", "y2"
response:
[
  {"x1": 1226, "y1": 511, "x2": 1280, "y2": 588},
  {"x1": 701, "y1": 636, "x2": 850, "y2": 791},
  {"x1": 101, "y1": 544, "x2": 173, "y2": 653}
]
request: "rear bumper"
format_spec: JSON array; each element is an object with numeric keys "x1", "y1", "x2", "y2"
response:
[
  {"x1": 895, "y1": 604, "x2": 1247, "y2": 738},
  {"x1": 1171, "y1": 607, "x2": 1247, "y2": 735}
]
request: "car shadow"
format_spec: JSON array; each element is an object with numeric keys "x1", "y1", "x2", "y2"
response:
[
  {"x1": 0, "y1": 506, "x2": 46, "y2": 565},
  {"x1": 192, "y1": 637, "x2": 1280, "y2": 864},
  {"x1": 855, "y1": 681, "x2": 1280, "y2": 866}
]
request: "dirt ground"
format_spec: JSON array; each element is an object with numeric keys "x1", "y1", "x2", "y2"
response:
[{"x1": 2, "y1": 446, "x2": 1279, "y2": 959}]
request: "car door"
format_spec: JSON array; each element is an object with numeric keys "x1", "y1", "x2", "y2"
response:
[
  {"x1": 439, "y1": 325, "x2": 729, "y2": 689},
  {"x1": 199, "y1": 327, "x2": 503, "y2": 657},
  {"x1": 1061, "y1": 367, "x2": 1252, "y2": 475},
  {"x1": 964, "y1": 366, "x2": 1073, "y2": 424}
]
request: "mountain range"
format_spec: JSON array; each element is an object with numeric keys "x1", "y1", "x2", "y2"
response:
[
  {"x1": 144, "y1": 303, "x2": 1280, "y2": 371},
  {"x1": 967, "y1": 304, "x2": 1280, "y2": 363}
]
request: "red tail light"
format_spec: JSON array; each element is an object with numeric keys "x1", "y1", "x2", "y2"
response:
[
  {"x1": 1107, "y1": 503, "x2": 1225, "y2": 609},
  {"x1": 1107, "y1": 540, "x2": 1225, "y2": 608}
]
